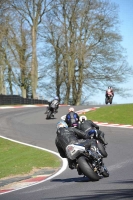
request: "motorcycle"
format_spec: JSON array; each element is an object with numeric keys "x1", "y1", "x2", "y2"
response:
[
  {"x1": 105, "y1": 93, "x2": 113, "y2": 104},
  {"x1": 66, "y1": 142, "x2": 109, "y2": 181}
]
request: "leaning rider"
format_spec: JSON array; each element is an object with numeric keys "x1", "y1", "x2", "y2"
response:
[
  {"x1": 55, "y1": 120, "x2": 97, "y2": 170},
  {"x1": 105, "y1": 86, "x2": 114, "y2": 99},
  {"x1": 45, "y1": 96, "x2": 59, "y2": 115},
  {"x1": 65, "y1": 107, "x2": 79, "y2": 127},
  {"x1": 78, "y1": 115, "x2": 108, "y2": 145}
]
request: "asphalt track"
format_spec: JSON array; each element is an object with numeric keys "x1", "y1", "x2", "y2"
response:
[{"x1": 0, "y1": 105, "x2": 133, "y2": 200}]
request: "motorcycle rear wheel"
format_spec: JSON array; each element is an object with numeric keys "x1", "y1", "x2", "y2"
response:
[{"x1": 77, "y1": 156, "x2": 100, "y2": 181}]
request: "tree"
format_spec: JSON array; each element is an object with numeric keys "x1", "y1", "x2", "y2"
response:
[
  {"x1": 0, "y1": 0, "x2": 132, "y2": 104},
  {"x1": 10, "y1": 0, "x2": 54, "y2": 98},
  {"x1": 8, "y1": 18, "x2": 31, "y2": 97},
  {"x1": 41, "y1": 0, "x2": 132, "y2": 105},
  {"x1": 0, "y1": 0, "x2": 10, "y2": 94}
]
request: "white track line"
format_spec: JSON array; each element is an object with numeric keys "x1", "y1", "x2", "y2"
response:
[{"x1": 0, "y1": 135, "x2": 68, "y2": 195}]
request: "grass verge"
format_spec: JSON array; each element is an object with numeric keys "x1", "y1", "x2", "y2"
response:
[
  {"x1": 0, "y1": 138, "x2": 61, "y2": 179},
  {"x1": 85, "y1": 104, "x2": 133, "y2": 125}
]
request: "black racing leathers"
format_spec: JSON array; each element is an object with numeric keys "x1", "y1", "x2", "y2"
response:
[
  {"x1": 78, "y1": 120, "x2": 107, "y2": 145},
  {"x1": 78, "y1": 120, "x2": 99, "y2": 133},
  {"x1": 49, "y1": 99, "x2": 59, "y2": 111},
  {"x1": 45, "y1": 99, "x2": 59, "y2": 114},
  {"x1": 55, "y1": 127, "x2": 92, "y2": 158}
]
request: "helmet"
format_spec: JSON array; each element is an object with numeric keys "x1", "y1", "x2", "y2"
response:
[
  {"x1": 56, "y1": 120, "x2": 68, "y2": 129},
  {"x1": 55, "y1": 96, "x2": 59, "y2": 100},
  {"x1": 79, "y1": 115, "x2": 87, "y2": 122},
  {"x1": 69, "y1": 107, "x2": 74, "y2": 112},
  {"x1": 108, "y1": 86, "x2": 111, "y2": 89}
]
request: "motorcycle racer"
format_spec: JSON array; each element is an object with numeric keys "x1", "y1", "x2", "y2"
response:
[
  {"x1": 65, "y1": 107, "x2": 79, "y2": 127},
  {"x1": 78, "y1": 115, "x2": 108, "y2": 145},
  {"x1": 45, "y1": 96, "x2": 59, "y2": 116},
  {"x1": 55, "y1": 120, "x2": 98, "y2": 169},
  {"x1": 105, "y1": 86, "x2": 114, "y2": 98}
]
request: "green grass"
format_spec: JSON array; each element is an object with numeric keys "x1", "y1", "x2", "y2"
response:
[
  {"x1": 0, "y1": 138, "x2": 61, "y2": 179},
  {"x1": 85, "y1": 104, "x2": 133, "y2": 125}
]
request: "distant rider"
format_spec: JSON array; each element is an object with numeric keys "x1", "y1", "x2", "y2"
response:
[
  {"x1": 45, "y1": 96, "x2": 59, "y2": 116},
  {"x1": 78, "y1": 115, "x2": 108, "y2": 145},
  {"x1": 65, "y1": 107, "x2": 79, "y2": 127},
  {"x1": 105, "y1": 86, "x2": 114, "y2": 99}
]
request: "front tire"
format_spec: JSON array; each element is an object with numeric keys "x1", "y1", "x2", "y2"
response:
[
  {"x1": 77, "y1": 156, "x2": 100, "y2": 181},
  {"x1": 105, "y1": 98, "x2": 108, "y2": 104},
  {"x1": 46, "y1": 110, "x2": 52, "y2": 119},
  {"x1": 97, "y1": 142, "x2": 108, "y2": 158}
]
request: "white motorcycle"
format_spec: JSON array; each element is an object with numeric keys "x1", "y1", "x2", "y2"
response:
[{"x1": 66, "y1": 142, "x2": 109, "y2": 181}]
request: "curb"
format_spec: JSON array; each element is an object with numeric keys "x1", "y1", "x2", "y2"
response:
[
  {"x1": 0, "y1": 168, "x2": 59, "y2": 194},
  {"x1": 0, "y1": 104, "x2": 70, "y2": 109}
]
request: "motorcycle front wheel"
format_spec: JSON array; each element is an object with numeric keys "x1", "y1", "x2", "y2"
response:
[
  {"x1": 105, "y1": 98, "x2": 108, "y2": 104},
  {"x1": 46, "y1": 110, "x2": 52, "y2": 119},
  {"x1": 97, "y1": 141, "x2": 108, "y2": 158},
  {"x1": 77, "y1": 156, "x2": 100, "y2": 181}
]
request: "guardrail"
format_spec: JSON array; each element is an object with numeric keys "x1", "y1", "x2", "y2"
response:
[{"x1": 0, "y1": 95, "x2": 48, "y2": 105}]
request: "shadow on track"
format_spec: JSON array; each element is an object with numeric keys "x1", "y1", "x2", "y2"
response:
[
  {"x1": 51, "y1": 176, "x2": 95, "y2": 183},
  {"x1": 43, "y1": 189, "x2": 133, "y2": 200}
]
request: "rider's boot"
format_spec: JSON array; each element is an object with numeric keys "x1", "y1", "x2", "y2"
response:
[{"x1": 67, "y1": 158, "x2": 76, "y2": 169}]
